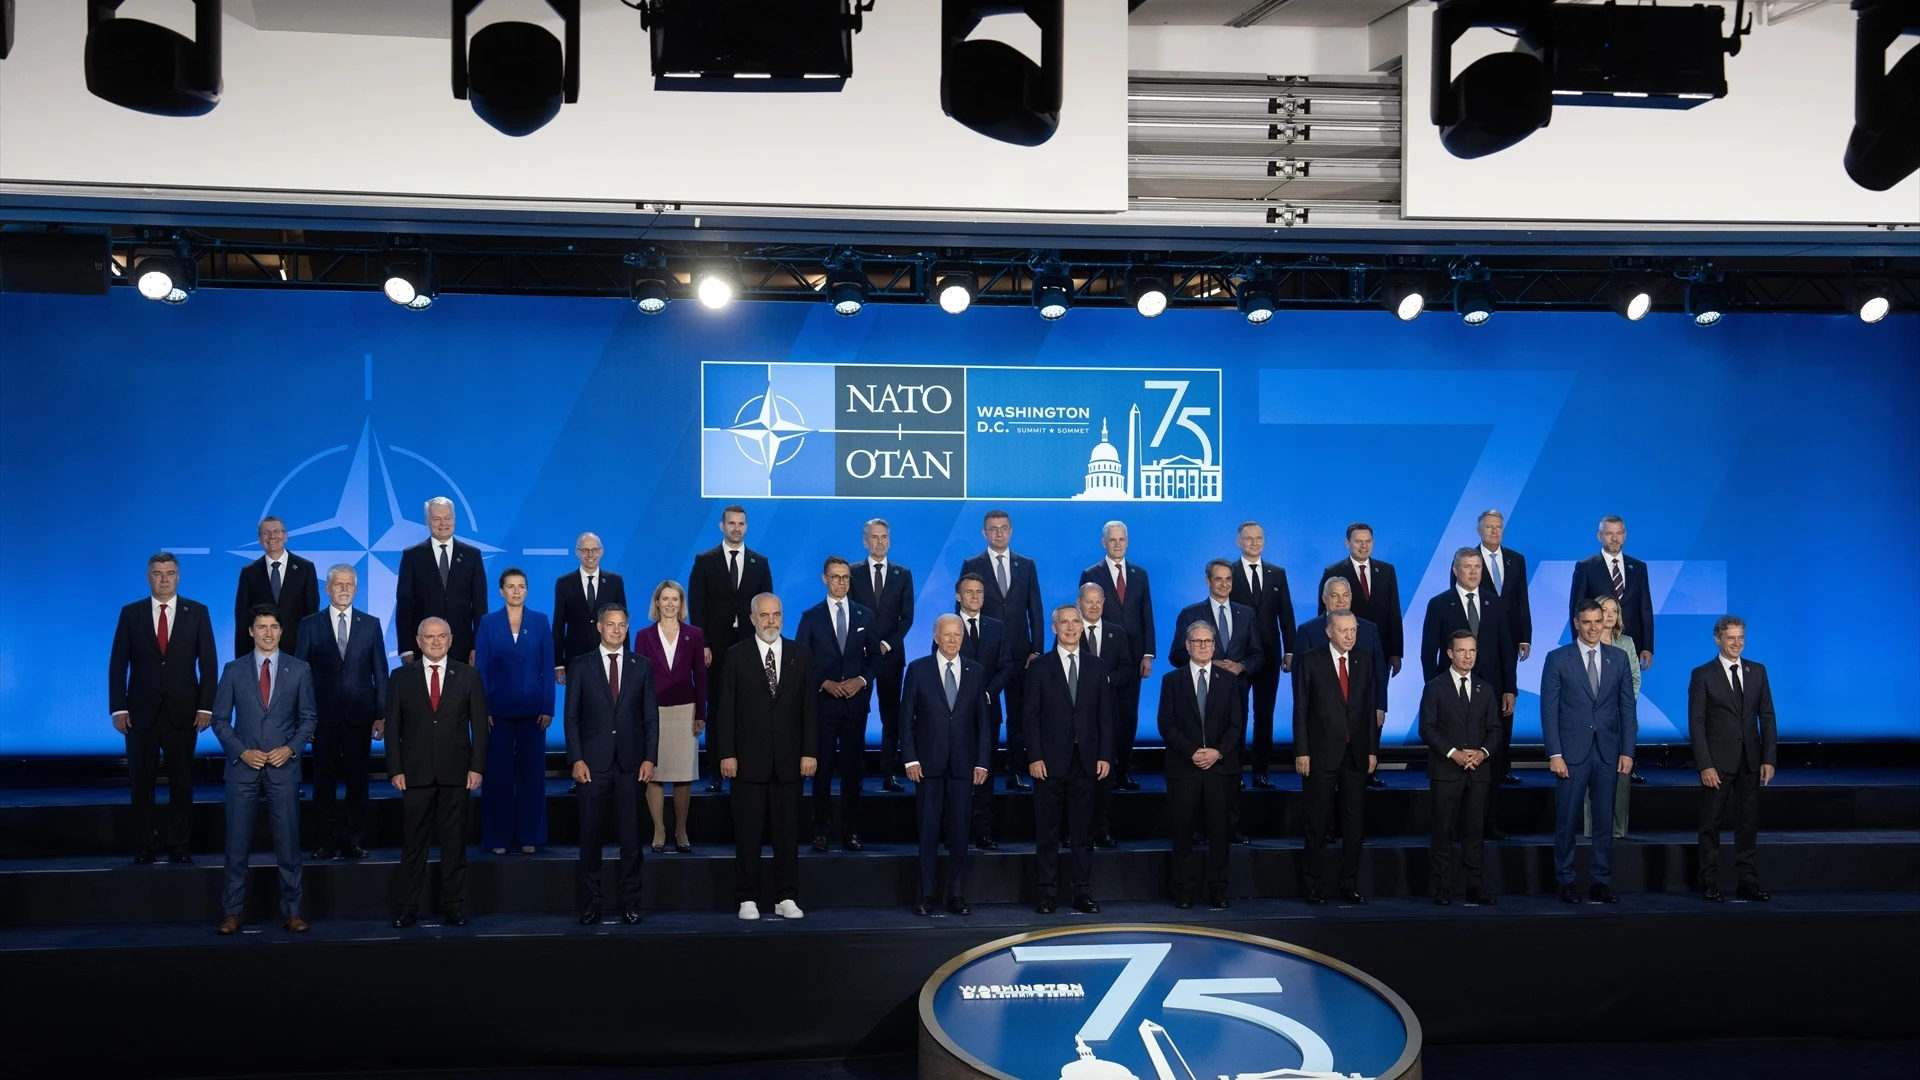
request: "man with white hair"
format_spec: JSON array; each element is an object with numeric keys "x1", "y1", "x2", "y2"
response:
[
  {"x1": 396, "y1": 496, "x2": 488, "y2": 665},
  {"x1": 388, "y1": 617, "x2": 488, "y2": 928}
]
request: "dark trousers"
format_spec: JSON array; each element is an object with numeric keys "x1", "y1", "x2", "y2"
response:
[
  {"x1": 395, "y1": 782, "x2": 470, "y2": 914},
  {"x1": 876, "y1": 653, "x2": 906, "y2": 775},
  {"x1": 812, "y1": 710, "x2": 866, "y2": 836},
  {"x1": 916, "y1": 773, "x2": 975, "y2": 899},
  {"x1": 481, "y1": 716, "x2": 548, "y2": 850},
  {"x1": 1168, "y1": 774, "x2": 1230, "y2": 899},
  {"x1": 732, "y1": 777, "x2": 800, "y2": 904},
  {"x1": 222, "y1": 763, "x2": 302, "y2": 917},
  {"x1": 1110, "y1": 675, "x2": 1140, "y2": 782},
  {"x1": 1698, "y1": 756, "x2": 1761, "y2": 887},
  {"x1": 701, "y1": 639, "x2": 737, "y2": 783},
  {"x1": 1430, "y1": 778, "x2": 1490, "y2": 892},
  {"x1": 1033, "y1": 755, "x2": 1095, "y2": 896},
  {"x1": 1248, "y1": 662, "x2": 1282, "y2": 775},
  {"x1": 577, "y1": 761, "x2": 643, "y2": 906},
  {"x1": 127, "y1": 721, "x2": 197, "y2": 850},
  {"x1": 1302, "y1": 752, "x2": 1367, "y2": 893},
  {"x1": 971, "y1": 725, "x2": 1000, "y2": 840},
  {"x1": 1483, "y1": 742, "x2": 1511, "y2": 831},
  {"x1": 310, "y1": 723, "x2": 372, "y2": 848},
  {"x1": 1553, "y1": 744, "x2": 1616, "y2": 885}
]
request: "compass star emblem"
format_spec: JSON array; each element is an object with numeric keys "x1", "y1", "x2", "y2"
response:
[{"x1": 729, "y1": 387, "x2": 812, "y2": 476}]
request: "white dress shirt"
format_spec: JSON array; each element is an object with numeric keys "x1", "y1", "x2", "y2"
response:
[
  {"x1": 1189, "y1": 662, "x2": 1213, "y2": 697},
  {"x1": 1721, "y1": 654, "x2": 1744, "y2": 690},
  {"x1": 150, "y1": 595, "x2": 175, "y2": 635},
  {"x1": 1083, "y1": 621, "x2": 1103, "y2": 657},
  {"x1": 1457, "y1": 585, "x2": 1483, "y2": 616},
  {"x1": 1057, "y1": 646, "x2": 1081, "y2": 681},
  {"x1": 1446, "y1": 667, "x2": 1485, "y2": 758},
  {"x1": 579, "y1": 567, "x2": 601, "y2": 597},
  {"x1": 1601, "y1": 551, "x2": 1625, "y2": 582},
  {"x1": 331, "y1": 604, "x2": 354, "y2": 647},
  {"x1": 758, "y1": 637, "x2": 781, "y2": 684},
  {"x1": 658, "y1": 624, "x2": 679, "y2": 670}
]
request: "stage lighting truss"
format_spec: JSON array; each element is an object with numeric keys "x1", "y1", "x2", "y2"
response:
[
  {"x1": 1844, "y1": 1, "x2": 1920, "y2": 191},
  {"x1": 639, "y1": 0, "x2": 872, "y2": 90},
  {"x1": 1032, "y1": 265, "x2": 1073, "y2": 321},
  {"x1": 453, "y1": 0, "x2": 580, "y2": 136},
  {"x1": 1128, "y1": 270, "x2": 1170, "y2": 318},
  {"x1": 84, "y1": 0, "x2": 222, "y2": 117}
]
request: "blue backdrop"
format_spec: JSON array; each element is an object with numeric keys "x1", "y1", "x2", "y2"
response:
[{"x1": 2, "y1": 289, "x2": 1914, "y2": 756}]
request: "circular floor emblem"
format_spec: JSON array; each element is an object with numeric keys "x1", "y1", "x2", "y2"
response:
[{"x1": 920, "y1": 925, "x2": 1419, "y2": 1080}]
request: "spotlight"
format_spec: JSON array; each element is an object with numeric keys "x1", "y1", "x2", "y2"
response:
[
  {"x1": 133, "y1": 253, "x2": 193, "y2": 302},
  {"x1": 1855, "y1": 280, "x2": 1892, "y2": 324},
  {"x1": 1613, "y1": 274, "x2": 1653, "y2": 321},
  {"x1": 1844, "y1": 2, "x2": 1920, "y2": 191},
  {"x1": 825, "y1": 264, "x2": 869, "y2": 317},
  {"x1": 3, "y1": 0, "x2": 14, "y2": 61},
  {"x1": 84, "y1": 0, "x2": 222, "y2": 117},
  {"x1": 1128, "y1": 272, "x2": 1170, "y2": 319},
  {"x1": 1237, "y1": 276, "x2": 1276, "y2": 325},
  {"x1": 1454, "y1": 274, "x2": 1496, "y2": 326},
  {"x1": 1381, "y1": 273, "x2": 1428, "y2": 321},
  {"x1": 1033, "y1": 268, "x2": 1072, "y2": 321},
  {"x1": 696, "y1": 264, "x2": 737, "y2": 310},
  {"x1": 941, "y1": 0, "x2": 1064, "y2": 146},
  {"x1": 630, "y1": 274, "x2": 671, "y2": 315},
  {"x1": 382, "y1": 256, "x2": 433, "y2": 308},
  {"x1": 638, "y1": 0, "x2": 869, "y2": 89},
  {"x1": 1687, "y1": 276, "x2": 1729, "y2": 327},
  {"x1": 453, "y1": 1, "x2": 580, "y2": 136},
  {"x1": 935, "y1": 271, "x2": 976, "y2": 315}
]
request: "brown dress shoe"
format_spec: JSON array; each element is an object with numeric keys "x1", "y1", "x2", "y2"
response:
[
  {"x1": 284, "y1": 916, "x2": 310, "y2": 933},
  {"x1": 218, "y1": 915, "x2": 242, "y2": 935}
]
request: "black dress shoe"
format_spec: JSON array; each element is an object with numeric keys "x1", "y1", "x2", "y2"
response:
[
  {"x1": 1094, "y1": 832, "x2": 1117, "y2": 849},
  {"x1": 1035, "y1": 896, "x2": 1058, "y2": 914},
  {"x1": 1071, "y1": 895, "x2": 1100, "y2": 914},
  {"x1": 913, "y1": 897, "x2": 934, "y2": 916},
  {"x1": 622, "y1": 906, "x2": 643, "y2": 925},
  {"x1": 1433, "y1": 893, "x2": 1452, "y2": 906},
  {"x1": 1251, "y1": 774, "x2": 1276, "y2": 789},
  {"x1": 1466, "y1": 888, "x2": 1497, "y2": 906},
  {"x1": 340, "y1": 845, "x2": 370, "y2": 859},
  {"x1": 1174, "y1": 898, "x2": 1193, "y2": 910},
  {"x1": 580, "y1": 905, "x2": 603, "y2": 925},
  {"x1": 1500, "y1": 772, "x2": 1521, "y2": 785},
  {"x1": 675, "y1": 842, "x2": 692, "y2": 854},
  {"x1": 1117, "y1": 778, "x2": 1141, "y2": 792},
  {"x1": 132, "y1": 848, "x2": 156, "y2": 865},
  {"x1": 1703, "y1": 886, "x2": 1725, "y2": 903},
  {"x1": 307, "y1": 846, "x2": 338, "y2": 861},
  {"x1": 168, "y1": 848, "x2": 192, "y2": 864},
  {"x1": 1231, "y1": 831, "x2": 1251, "y2": 845},
  {"x1": 844, "y1": 835, "x2": 864, "y2": 852},
  {"x1": 1339, "y1": 888, "x2": 1368, "y2": 905},
  {"x1": 706, "y1": 777, "x2": 723, "y2": 792},
  {"x1": 1589, "y1": 883, "x2": 1619, "y2": 904},
  {"x1": 443, "y1": 909, "x2": 469, "y2": 926},
  {"x1": 1304, "y1": 889, "x2": 1327, "y2": 906},
  {"x1": 1485, "y1": 828, "x2": 1511, "y2": 841},
  {"x1": 882, "y1": 776, "x2": 906, "y2": 793},
  {"x1": 1191, "y1": 831, "x2": 1206, "y2": 846},
  {"x1": 975, "y1": 836, "x2": 999, "y2": 851},
  {"x1": 946, "y1": 896, "x2": 971, "y2": 916},
  {"x1": 1061, "y1": 836, "x2": 1073, "y2": 849},
  {"x1": 1208, "y1": 894, "x2": 1229, "y2": 910},
  {"x1": 1366, "y1": 775, "x2": 1388, "y2": 789},
  {"x1": 1009, "y1": 776, "x2": 1031, "y2": 792},
  {"x1": 1629, "y1": 772, "x2": 1648, "y2": 784},
  {"x1": 1737, "y1": 882, "x2": 1771, "y2": 902},
  {"x1": 1559, "y1": 883, "x2": 1582, "y2": 904},
  {"x1": 392, "y1": 910, "x2": 418, "y2": 928},
  {"x1": 811, "y1": 834, "x2": 829, "y2": 853}
]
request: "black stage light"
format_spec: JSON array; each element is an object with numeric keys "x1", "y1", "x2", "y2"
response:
[
  {"x1": 453, "y1": 0, "x2": 580, "y2": 136},
  {"x1": 1855, "y1": 279, "x2": 1892, "y2": 323},
  {"x1": 696, "y1": 263, "x2": 738, "y2": 310},
  {"x1": 942, "y1": 0, "x2": 1063, "y2": 146},
  {"x1": 826, "y1": 264, "x2": 869, "y2": 317},
  {"x1": 935, "y1": 270, "x2": 976, "y2": 314},
  {"x1": 383, "y1": 255, "x2": 435, "y2": 310},
  {"x1": 1128, "y1": 271, "x2": 1170, "y2": 319},
  {"x1": 1687, "y1": 275, "x2": 1729, "y2": 327},
  {"x1": 133, "y1": 252, "x2": 194, "y2": 303},
  {"x1": 640, "y1": 0, "x2": 869, "y2": 90},
  {"x1": 1381, "y1": 273, "x2": 1430, "y2": 321},
  {"x1": 1237, "y1": 275, "x2": 1275, "y2": 325},
  {"x1": 1033, "y1": 267, "x2": 1072, "y2": 321},
  {"x1": 1431, "y1": 0, "x2": 1554, "y2": 158},
  {"x1": 1455, "y1": 272, "x2": 1497, "y2": 326},
  {"x1": 1844, "y1": 1, "x2": 1920, "y2": 191},
  {"x1": 630, "y1": 275, "x2": 671, "y2": 315},
  {"x1": 1613, "y1": 273, "x2": 1653, "y2": 321},
  {"x1": 84, "y1": 0, "x2": 222, "y2": 117}
]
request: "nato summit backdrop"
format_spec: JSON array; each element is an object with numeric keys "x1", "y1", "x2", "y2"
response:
[{"x1": 1, "y1": 288, "x2": 1916, "y2": 756}]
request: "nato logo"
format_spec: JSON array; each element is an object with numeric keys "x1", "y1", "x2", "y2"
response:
[{"x1": 920, "y1": 925, "x2": 1420, "y2": 1080}]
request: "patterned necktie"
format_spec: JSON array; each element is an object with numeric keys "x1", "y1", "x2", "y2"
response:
[
  {"x1": 607, "y1": 651, "x2": 620, "y2": 701},
  {"x1": 1486, "y1": 551, "x2": 1503, "y2": 594},
  {"x1": 438, "y1": 543, "x2": 451, "y2": 589},
  {"x1": 1066, "y1": 652, "x2": 1078, "y2": 706},
  {"x1": 1587, "y1": 648, "x2": 1601, "y2": 696},
  {"x1": 834, "y1": 601, "x2": 847, "y2": 652},
  {"x1": 764, "y1": 644, "x2": 779, "y2": 696},
  {"x1": 1610, "y1": 557, "x2": 1625, "y2": 600},
  {"x1": 269, "y1": 560, "x2": 282, "y2": 602},
  {"x1": 1465, "y1": 591, "x2": 1480, "y2": 637},
  {"x1": 337, "y1": 611, "x2": 349, "y2": 658},
  {"x1": 259, "y1": 656, "x2": 272, "y2": 708},
  {"x1": 944, "y1": 660, "x2": 958, "y2": 709},
  {"x1": 156, "y1": 603, "x2": 170, "y2": 654},
  {"x1": 1196, "y1": 668, "x2": 1209, "y2": 717},
  {"x1": 429, "y1": 663, "x2": 442, "y2": 711}
]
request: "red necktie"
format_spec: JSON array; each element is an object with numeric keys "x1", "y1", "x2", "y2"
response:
[
  {"x1": 1114, "y1": 564, "x2": 1126, "y2": 605},
  {"x1": 1358, "y1": 564, "x2": 1371, "y2": 601},
  {"x1": 259, "y1": 657, "x2": 272, "y2": 708},
  {"x1": 156, "y1": 603, "x2": 170, "y2": 654},
  {"x1": 1338, "y1": 654, "x2": 1351, "y2": 742},
  {"x1": 429, "y1": 663, "x2": 442, "y2": 711}
]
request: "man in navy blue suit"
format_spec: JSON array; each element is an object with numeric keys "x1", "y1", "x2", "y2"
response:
[
  {"x1": 1541, "y1": 600, "x2": 1639, "y2": 904},
  {"x1": 293, "y1": 564, "x2": 389, "y2": 860},
  {"x1": 396, "y1": 497, "x2": 488, "y2": 665},
  {"x1": 952, "y1": 574, "x2": 1013, "y2": 848},
  {"x1": 1024, "y1": 604, "x2": 1114, "y2": 914},
  {"x1": 565, "y1": 604, "x2": 658, "y2": 925},
  {"x1": 1078, "y1": 520, "x2": 1156, "y2": 789},
  {"x1": 211, "y1": 605, "x2": 318, "y2": 934},
  {"x1": 1569, "y1": 515, "x2": 1655, "y2": 670},
  {"x1": 1169, "y1": 560, "x2": 1264, "y2": 680},
  {"x1": 961, "y1": 510, "x2": 1045, "y2": 790},
  {"x1": 796, "y1": 556, "x2": 883, "y2": 851},
  {"x1": 851, "y1": 519, "x2": 915, "y2": 792},
  {"x1": 901, "y1": 615, "x2": 992, "y2": 916}
]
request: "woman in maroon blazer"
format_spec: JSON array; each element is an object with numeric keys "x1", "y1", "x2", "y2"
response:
[{"x1": 634, "y1": 580, "x2": 707, "y2": 852}]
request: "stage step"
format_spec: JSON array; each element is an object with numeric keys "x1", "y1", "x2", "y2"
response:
[{"x1": 3, "y1": 830, "x2": 1914, "y2": 926}]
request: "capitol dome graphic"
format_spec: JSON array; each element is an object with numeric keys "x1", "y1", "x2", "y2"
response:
[{"x1": 1073, "y1": 405, "x2": 1222, "y2": 502}]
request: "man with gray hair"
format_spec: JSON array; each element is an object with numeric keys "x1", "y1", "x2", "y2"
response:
[
  {"x1": 1077, "y1": 520, "x2": 1155, "y2": 791},
  {"x1": 553, "y1": 531, "x2": 627, "y2": 684},
  {"x1": 388, "y1": 617, "x2": 489, "y2": 927},
  {"x1": 396, "y1": 496, "x2": 488, "y2": 666},
  {"x1": 292, "y1": 563, "x2": 389, "y2": 860}
]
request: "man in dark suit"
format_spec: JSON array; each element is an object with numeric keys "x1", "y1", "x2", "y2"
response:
[
  {"x1": 396, "y1": 497, "x2": 488, "y2": 665},
  {"x1": 1078, "y1": 582, "x2": 1136, "y2": 849},
  {"x1": 689, "y1": 504, "x2": 774, "y2": 791},
  {"x1": 1541, "y1": 601, "x2": 1638, "y2": 904},
  {"x1": 1421, "y1": 547, "x2": 1519, "y2": 836},
  {"x1": 1231, "y1": 521, "x2": 1297, "y2": 788},
  {"x1": 795, "y1": 557, "x2": 883, "y2": 851},
  {"x1": 1293, "y1": 610, "x2": 1378, "y2": 905},
  {"x1": 387, "y1": 617, "x2": 489, "y2": 927},
  {"x1": 292, "y1": 563, "x2": 388, "y2": 860},
  {"x1": 1159, "y1": 622, "x2": 1244, "y2": 909},
  {"x1": 565, "y1": 603, "x2": 659, "y2": 925},
  {"x1": 231, "y1": 516, "x2": 319, "y2": 660},
  {"x1": 714, "y1": 593, "x2": 817, "y2": 920},
  {"x1": 1570, "y1": 515, "x2": 1655, "y2": 670},
  {"x1": 1295, "y1": 576, "x2": 1390, "y2": 729},
  {"x1": 850, "y1": 518, "x2": 914, "y2": 792},
  {"x1": 553, "y1": 531, "x2": 627, "y2": 684},
  {"x1": 952, "y1": 574, "x2": 1013, "y2": 848},
  {"x1": 1023, "y1": 604, "x2": 1114, "y2": 915},
  {"x1": 1688, "y1": 616, "x2": 1778, "y2": 903},
  {"x1": 1319, "y1": 522, "x2": 1403, "y2": 676},
  {"x1": 1077, "y1": 521, "x2": 1155, "y2": 790},
  {"x1": 1476, "y1": 509, "x2": 1531, "y2": 788},
  {"x1": 109, "y1": 552, "x2": 220, "y2": 863},
  {"x1": 1172, "y1": 560, "x2": 1266, "y2": 846},
  {"x1": 1420, "y1": 630, "x2": 1505, "y2": 906},
  {"x1": 960, "y1": 509, "x2": 1045, "y2": 790},
  {"x1": 901, "y1": 615, "x2": 992, "y2": 916},
  {"x1": 211, "y1": 605, "x2": 318, "y2": 934}
]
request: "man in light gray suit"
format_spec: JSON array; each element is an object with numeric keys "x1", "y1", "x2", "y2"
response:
[{"x1": 211, "y1": 604, "x2": 318, "y2": 934}]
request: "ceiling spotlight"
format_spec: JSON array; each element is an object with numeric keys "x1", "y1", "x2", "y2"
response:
[
  {"x1": 1128, "y1": 271, "x2": 1170, "y2": 318},
  {"x1": 826, "y1": 264, "x2": 870, "y2": 317},
  {"x1": 84, "y1": 0, "x2": 222, "y2": 117},
  {"x1": 630, "y1": 274, "x2": 671, "y2": 315},
  {"x1": 941, "y1": 0, "x2": 1064, "y2": 146},
  {"x1": 382, "y1": 256, "x2": 433, "y2": 308},
  {"x1": 1687, "y1": 276, "x2": 1729, "y2": 327},
  {"x1": 453, "y1": 0, "x2": 580, "y2": 136},
  {"x1": 1844, "y1": 2, "x2": 1920, "y2": 191},
  {"x1": 1454, "y1": 273, "x2": 1496, "y2": 326},
  {"x1": 1856, "y1": 280, "x2": 1892, "y2": 324},
  {"x1": 696, "y1": 264, "x2": 737, "y2": 310},
  {"x1": 935, "y1": 271, "x2": 976, "y2": 315},
  {"x1": 132, "y1": 253, "x2": 191, "y2": 302},
  {"x1": 1381, "y1": 274, "x2": 1428, "y2": 321},
  {"x1": 1032, "y1": 268, "x2": 1072, "y2": 321},
  {"x1": 1237, "y1": 276, "x2": 1276, "y2": 325},
  {"x1": 1613, "y1": 274, "x2": 1653, "y2": 321},
  {"x1": 638, "y1": 0, "x2": 869, "y2": 90},
  {"x1": 406, "y1": 293, "x2": 434, "y2": 311}
]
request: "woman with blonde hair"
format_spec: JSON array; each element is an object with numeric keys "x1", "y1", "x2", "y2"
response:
[
  {"x1": 1584, "y1": 594, "x2": 1642, "y2": 839},
  {"x1": 632, "y1": 579, "x2": 706, "y2": 852}
]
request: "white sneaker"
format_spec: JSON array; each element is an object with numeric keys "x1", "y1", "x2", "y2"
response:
[
  {"x1": 737, "y1": 901, "x2": 761, "y2": 921},
  {"x1": 773, "y1": 899, "x2": 805, "y2": 919}
]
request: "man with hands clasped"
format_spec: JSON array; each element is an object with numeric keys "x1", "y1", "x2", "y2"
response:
[{"x1": 1419, "y1": 630, "x2": 1504, "y2": 906}]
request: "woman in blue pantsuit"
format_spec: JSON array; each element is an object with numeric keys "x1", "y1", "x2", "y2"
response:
[{"x1": 475, "y1": 567, "x2": 556, "y2": 853}]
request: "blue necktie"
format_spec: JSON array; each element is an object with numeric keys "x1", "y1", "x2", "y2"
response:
[
  {"x1": 834, "y1": 601, "x2": 847, "y2": 652},
  {"x1": 1486, "y1": 551, "x2": 1503, "y2": 593},
  {"x1": 269, "y1": 560, "x2": 282, "y2": 602}
]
